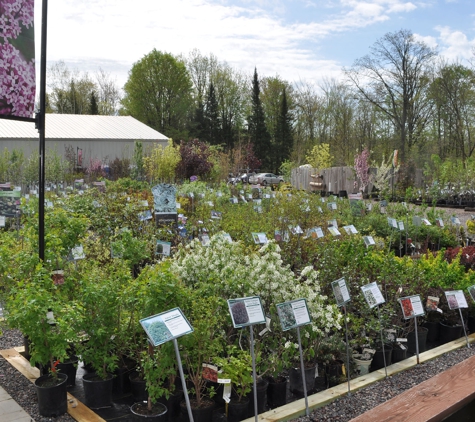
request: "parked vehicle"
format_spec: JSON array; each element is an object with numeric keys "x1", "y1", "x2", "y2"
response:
[{"x1": 249, "y1": 173, "x2": 284, "y2": 186}]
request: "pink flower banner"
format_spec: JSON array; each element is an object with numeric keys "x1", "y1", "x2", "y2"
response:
[{"x1": 0, "y1": 0, "x2": 36, "y2": 120}]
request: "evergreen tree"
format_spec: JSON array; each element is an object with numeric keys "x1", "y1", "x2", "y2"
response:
[
  {"x1": 205, "y1": 82, "x2": 220, "y2": 145},
  {"x1": 248, "y1": 68, "x2": 271, "y2": 169},
  {"x1": 190, "y1": 100, "x2": 206, "y2": 140},
  {"x1": 274, "y1": 89, "x2": 293, "y2": 173},
  {"x1": 89, "y1": 91, "x2": 99, "y2": 115}
]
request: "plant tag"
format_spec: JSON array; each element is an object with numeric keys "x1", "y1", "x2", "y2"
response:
[
  {"x1": 46, "y1": 311, "x2": 55, "y2": 324},
  {"x1": 218, "y1": 378, "x2": 231, "y2": 384},
  {"x1": 436, "y1": 308, "x2": 443, "y2": 313},
  {"x1": 222, "y1": 382, "x2": 231, "y2": 404},
  {"x1": 110, "y1": 335, "x2": 116, "y2": 340},
  {"x1": 259, "y1": 327, "x2": 269, "y2": 336},
  {"x1": 202, "y1": 364, "x2": 218, "y2": 382},
  {"x1": 399, "y1": 343, "x2": 407, "y2": 350},
  {"x1": 396, "y1": 338, "x2": 407, "y2": 342},
  {"x1": 342, "y1": 364, "x2": 346, "y2": 376}
]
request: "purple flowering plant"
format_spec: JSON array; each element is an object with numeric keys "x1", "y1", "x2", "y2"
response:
[{"x1": 0, "y1": 0, "x2": 36, "y2": 118}]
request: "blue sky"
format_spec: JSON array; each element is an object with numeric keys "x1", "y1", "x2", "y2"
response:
[{"x1": 34, "y1": 0, "x2": 475, "y2": 91}]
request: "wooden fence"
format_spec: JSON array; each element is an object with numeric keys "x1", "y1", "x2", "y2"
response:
[{"x1": 291, "y1": 166, "x2": 424, "y2": 194}]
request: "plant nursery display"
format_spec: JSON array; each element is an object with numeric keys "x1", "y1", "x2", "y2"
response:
[{"x1": 1, "y1": 177, "x2": 475, "y2": 420}]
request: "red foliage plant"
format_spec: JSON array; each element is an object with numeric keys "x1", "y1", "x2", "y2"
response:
[{"x1": 444, "y1": 246, "x2": 475, "y2": 271}]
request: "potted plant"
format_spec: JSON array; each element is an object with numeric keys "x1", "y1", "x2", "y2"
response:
[
  {"x1": 75, "y1": 261, "x2": 128, "y2": 409},
  {"x1": 122, "y1": 262, "x2": 185, "y2": 418},
  {"x1": 129, "y1": 345, "x2": 173, "y2": 421},
  {"x1": 179, "y1": 293, "x2": 226, "y2": 421},
  {"x1": 214, "y1": 345, "x2": 253, "y2": 422},
  {"x1": 6, "y1": 265, "x2": 81, "y2": 416}
]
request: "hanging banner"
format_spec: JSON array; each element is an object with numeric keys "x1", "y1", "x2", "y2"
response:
[{"x1": 0, "y1": 0, "x2": 36, "y2": 120}]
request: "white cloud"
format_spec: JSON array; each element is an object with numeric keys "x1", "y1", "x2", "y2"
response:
[
  {"x1": 413, "y1": 33, "x2": 438, "y2": 49},
  {"x1": 35, "y1": 0, "x2": 422, "y2": 89},
  {"x1": 435, "y1": 26, "x2": 475, "y2": 61}
]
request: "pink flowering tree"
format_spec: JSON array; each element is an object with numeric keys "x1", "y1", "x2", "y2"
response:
[
  {"x1": 354, "y1": 148, "x2": 371, "y2": 193},
  {"x1": 86, "y1": 157, "x2": 105, "y2": 181},
  {"x1": 0, "y1": 0, "x2": 36, "y2": 118}
]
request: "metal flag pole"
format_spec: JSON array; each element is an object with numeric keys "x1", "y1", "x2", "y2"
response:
[{"x1": 37, "y1": 0, "x2": 49, "y2": 262}]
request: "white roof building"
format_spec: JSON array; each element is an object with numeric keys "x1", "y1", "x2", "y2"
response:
[{"x1": 0, "y1": 114, "x2": 169, "y2": 167}]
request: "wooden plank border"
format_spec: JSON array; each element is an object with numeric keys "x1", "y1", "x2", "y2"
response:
[
  {"x1": 241, "y1": 334, "x2": 475, "y2": 422},
  {"x1": 0, "y1": 347, "x2": 105, "y2": 422}
]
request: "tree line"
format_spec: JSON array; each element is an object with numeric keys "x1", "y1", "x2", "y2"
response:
[{"x1": 45, "y1": 29, "x2": 475, "y2": 186}]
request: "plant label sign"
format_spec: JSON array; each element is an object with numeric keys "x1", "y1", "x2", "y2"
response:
[
  {"x1": 332, "y1": 278, "x2": 351, "y2": 306},
  {"x1": 468, "y1": 285, "x2": 475, "y2": 303},
  {"x1": 306, "y1": 227, "x2": 324, "y2": 239},
  {"x1": 363, "y1": 236, "x2": 375, "y2": 247},
  {"x1": 343, "y1": 225, "x2": 358, "y2": 235},
  {"x1": 445, "y1": 290, "x2": 468, "y2": 310},
  {"x1": 228, "y1": 296, "x2": 265, "y2": 328},
  {"x1": 276, "y1": 299, "x2": 311, "y2": 331},
  {"x1": 252, "y1": 232, "x2": 268, "y2": 244},
  {"x1": 71, "y1": 245, "x2": 85, "y2": 260},
  {"x1": 361, "y1": 282, "x2": 385, "y2": 308},
  {"x1": 426, "y1": 296, "x2": 440, "y2": 312},
  {"x1": 398, "y1": 221, "x2": 405, "y2": 231},
  {"x1": 140, "y1": 307, "x2": 193, "y2": 347},
  {"x1": 156, "y1": 240, "x2": 171, "y2": 256},
  {"x1": 436, "y1": 218, "x2": 444, "y2": 228},
  {"x1": 398, "y1": 295, "x2": 425, "y2": 320},
  {"x1": 387, "y1": 218, "x2": 398, "y2": 229},
  {"x1": 328, "y1": 226, "x2": 341, "y2": 236}
]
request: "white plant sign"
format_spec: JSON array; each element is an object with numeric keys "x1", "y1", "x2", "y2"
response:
[
  {"x1": 140, "y1": 308, "x2": 193, "y2": 347},
  {"x1": 398, "y1": 295, "x2": 425, "y2": 320},
  {"x1": 332, "y1": 278, "x2": 351, "y2": 307},
  {"x1": 227, "y1": 296, "x2": 265, "y2": 328},
  {"x1": 361, "y1": 282, "x2": 385, "y2": 308},
  {"x1": 445, "y1": 290, "x2": 468, "y2": 310},
  {"x1": 276, "y1": 299, "x2": 311, "y2": 331}
]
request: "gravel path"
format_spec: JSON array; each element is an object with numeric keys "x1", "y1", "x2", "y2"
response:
[
  {"x1": 0, "y1": 326, "x2": 75, "y2": 422},
  {"x1": 291, "y1": 345, "x2": 475, "y2": 422}
]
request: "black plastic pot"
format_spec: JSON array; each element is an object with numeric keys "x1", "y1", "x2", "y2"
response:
[
  {"x1": 229, "y1": 397, "x2": 250, "y2": 422},
  {"x1": 423, "y1": 320, "x2": 440, "y2": 343},
  {"x1": 82, "y1": 372, "x2": 114, "y2": 409},
  {"x1": 157, "y1": 389, "x2": 183, "y2": 421},
  {"x1": 391, "y1": 345, "x2": 407, "y2": 363},
  {"x1": 266, "y1": 376, "x2": 287, "y2": 408},
  {"x1": 247, "y1": 378, "x2": 268, "y2": 417},
  {"x1": 113, "y1": 359, "x2": 135, "y2": 396},
  {"x1": 371, "y1": 344, "x2": 392, "y2": 371},
  {"x1": 407, "y1": 326, "x2": 428, "y2": 355},
  {"x1": 180, "y1": 399, "x2": 215, "y2": 422},
  {"x1": 325, "y1": 361, "x2": 344, "y2": 387},
  {"x1": 130, "y1": 401, "x2": 167, "y2": 421},
  {"x1": 129, "y1": 371, "x2": 148, "y2": 403},
  {"x1": 57, "y1": 356, "x2": 78, "y2": 387},
  {"x1": 439, "y1": 322, "x2": 463, "y2": 345},
  {"x1": 35, "y1": 373, "x2": 68, "y2": 417},
  {"x1": 289, "y1": 365, "x2": 316, "y2": 395}
]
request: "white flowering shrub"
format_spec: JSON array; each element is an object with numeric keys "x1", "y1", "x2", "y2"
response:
[{"x1": 171, "y1": 233, "x2": 342, "y2": 367}]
